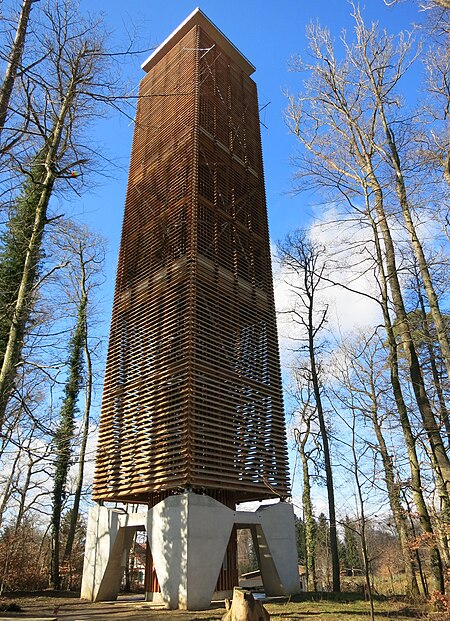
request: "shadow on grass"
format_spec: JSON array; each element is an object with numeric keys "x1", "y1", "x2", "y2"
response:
[
  {"x1": 1, "y1": 589, "x2": 81, "y2": 599},
  {"x1": 289, "y1": 592, "x2": 384, "y2": 603}
]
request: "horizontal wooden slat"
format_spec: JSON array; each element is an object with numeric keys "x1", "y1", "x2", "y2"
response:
[{"x1": 93, "y1": 24, "x2": 290, "y2": 505}]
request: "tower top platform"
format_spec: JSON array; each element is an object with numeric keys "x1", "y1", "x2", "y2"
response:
[{"x1": 141, "y1": 7, "x2": 255, "y2": 76}]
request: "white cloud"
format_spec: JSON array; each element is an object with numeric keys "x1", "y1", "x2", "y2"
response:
[{"x1": 272, "y1": 208, "x2": 382, "y2": 369}]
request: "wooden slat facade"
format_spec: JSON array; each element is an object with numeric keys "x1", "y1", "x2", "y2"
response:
[{"x1": 93, "y1": 14, "x2": 290, "y2": 507}]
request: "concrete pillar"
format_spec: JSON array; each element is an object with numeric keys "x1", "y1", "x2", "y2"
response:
[
  {"x1": 80, "y1": 505, "x2": 146, "y2": 601},
  {"x1": 147, "y1": 493, "x2": 235, "y2": 609},
  {"x1": 81, "y1": 496, "x2": 299, "y2": 609},
  {"x1": 254, "y1": 502, "x2": 299, "y2": 596}
]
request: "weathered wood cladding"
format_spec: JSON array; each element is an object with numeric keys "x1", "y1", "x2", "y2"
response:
[{"x1": 93, "y1": 22, "x2": 290, "y2": 505}]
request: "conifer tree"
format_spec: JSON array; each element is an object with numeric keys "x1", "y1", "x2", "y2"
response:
[{"x1": 343, "y1": 516, "x2": 361, "y2": 573}]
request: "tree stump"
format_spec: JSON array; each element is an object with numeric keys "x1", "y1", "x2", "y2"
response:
[{"x1": 222, "y1": 588, "x2": 270, "y2": 621}]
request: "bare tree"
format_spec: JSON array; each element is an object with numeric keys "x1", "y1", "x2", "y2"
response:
[
  {"x1": 0, "y1": 0, "x2": 120, "y2": 432},
  {"x1": 349, "y1": 7, "x2": 450, "y2": 396},
  {"x1": 385, "y1": 0, "x2": 450, "y2": 11},
  {"x1": 286, "y1": 13, "x2": 450, "y2": 509},
  {"x1": 0, "y1": 0, "x2": 37, "y2": 147},
  {"x1": 334, "y1": 332, "x2": 421, "y2": 596},
  {"x1": 278, "y1": 230, "x2": 340, "y2": 592},
  {"x1": 0, "y1": 417, "x2": 52, "y2": 594},
  {"x1": 348, "y1": 405, "x2": 375, "y2": 621},
  {"x1": 50, "y1": 220, "x2": 105, "y2": 579},
  {"x1": 290, "y1": 373, "x2": 318, "y2": 591}
]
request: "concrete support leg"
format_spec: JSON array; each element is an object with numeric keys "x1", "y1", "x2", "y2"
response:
[
  {"x1": 254, "y1": 502, "x2": 300, "y2": 596},
  {"x1": 147, "y1": 492, "x2": 235, "y2": 609},
  {"x1": 81, "y1": 496, "x2": 299, "y2": 609},
  {"x1": 80, "y1": 505, "x2": 145, "y2": 601}
]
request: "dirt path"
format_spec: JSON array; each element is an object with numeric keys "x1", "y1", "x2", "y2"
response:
[{"x1": 0, "y1": 595, "x2": 225, "y2": 621}]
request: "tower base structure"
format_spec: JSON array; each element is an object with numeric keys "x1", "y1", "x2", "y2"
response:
[{"x1": 80, "y1": 492, "x2": 300, "y2": 610}]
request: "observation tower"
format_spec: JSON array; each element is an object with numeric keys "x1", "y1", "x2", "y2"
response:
[{"x1": 81, "y1": 8, "x2": 299, "y2": 609}]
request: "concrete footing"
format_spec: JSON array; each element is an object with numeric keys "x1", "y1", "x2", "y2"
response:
[{"x1": 81, "y1": 492, "x2": 299, "y2": 610}]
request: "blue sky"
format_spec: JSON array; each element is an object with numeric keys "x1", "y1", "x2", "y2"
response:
[{"x1": 74, "y1": 0, "x2": 423, "y2": 297}]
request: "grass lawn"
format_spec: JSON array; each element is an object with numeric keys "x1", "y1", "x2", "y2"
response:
[{"x1": 265, "y1": 594, "x2": 426, "y2": 621}]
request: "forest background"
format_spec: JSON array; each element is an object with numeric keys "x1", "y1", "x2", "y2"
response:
[{"x1": 0, "y1": 0, "x2": 449, "y2": 609}]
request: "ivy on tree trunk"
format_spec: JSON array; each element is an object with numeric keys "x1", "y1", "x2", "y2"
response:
[{"x1": 50, "y1": 295, "x2": 86, "y2": 590}]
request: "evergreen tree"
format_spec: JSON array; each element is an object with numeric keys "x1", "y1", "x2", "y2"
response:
[
  {"x1": 343, "y1": 516, "x2": 361, "y2": 573},
  {"x1": 295, "y1": 516, "x2": 307, "y2": 564},
  {"x1": 315, "y1": 513, "x2": 331, "y2": 590}
]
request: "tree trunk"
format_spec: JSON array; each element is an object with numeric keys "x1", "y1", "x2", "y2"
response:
[
  {"x1": 14, "y1": 454, "x2": 33, "y2": 534},
  {"x1": 0, "y1": 0, "x2": 35, "y2": 140},
  {"x1": 414, "y1": 276, "x2": 450, "y2": 449},
  {"x1": 62, "y1": 324, "x2": 91, "y2": 563},
  {"x1": 63, "y1": 257, "x2": 92, "y2": 564},
  {"x1": 222, "y1": 588, "x2": 270, "y2": 621},
  {"x1": 50, "y1": 295, "x2": 86, "y2": 590},
  {"x1": 374, "y1": 94, "x2": 450, "y2": 385},
  {"x1": 296, "y1": 423, "x2": 317, "y2": 591},
  {"x1": 350, "y1": 413, "x2": 375, "y2": 621},
  {"x1": 368, "y1": 397, "x2": 419, "y2": 596},
  {"x1": 308, "y1": 337, "x2": 340, "y2": 591},
  {"x1": 366, "y1": 202, "x2": 445, "y2": 593},
  {"x1": 364, "y1": 166, "x2": 450, "y2": 508},
  {"x1": 0, "y1": 75, "x2": 76, "y2": 431},
  {"x1": 0, "y1": 450, "x2": 20, "y2": 528}
]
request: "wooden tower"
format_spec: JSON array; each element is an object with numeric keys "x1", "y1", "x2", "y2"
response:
[{"x1": 90, "y1": 8, "x2": 292, "y2": 600}]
